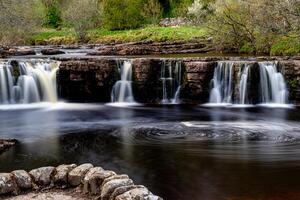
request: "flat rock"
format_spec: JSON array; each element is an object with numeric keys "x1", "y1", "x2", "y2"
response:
[
  {"x1": 41, "y1": 48, "x2": 65, "y2": 55},
  {"x1": 29, "y1": 167, "x2": 55, "y2": 186},
  {"x1": 0, "y1": 173, "x2": 17, "y2": 195},
  {"x1": 11, "y1": 170, "x2": 32, "y2": 190},
  {"x1": 68, "y1": 163, "x2": 93, "y2": 187},
  {"x1": 101, "y1": 177, "x2": 134, "y2": 200},
  {"x1": 53, "y1": 164, "x2": 77, "y2": 184}
]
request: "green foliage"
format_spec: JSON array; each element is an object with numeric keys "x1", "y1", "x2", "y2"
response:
[
  {"x1": 239, "y1": 43, "x2": 255, "y2": 54},
  {"x1": 43, "y1": 1, "x2": 62, "y2": 28},
  {"x1": 141, "y1": 0, "x2": 163, "y2": 25},
  {"x1": 102, "y1": 0, "x2": 144, "y2": 30},
  {"x1": 270, "y1": 36, "x2": 300, "y2": 56}
]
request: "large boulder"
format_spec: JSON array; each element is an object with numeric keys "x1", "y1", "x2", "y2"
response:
[
  {"x1": 0, "y1": 173, "x2": 17, "y2": 195},
  {"x1": 11, "y1": 170, "x2": 32, "y2": 190},
  {"x1": 53, "y1": 164, "x2": 77, "y2": 184},
  {"x1": 29, "y1": 166, "x2": 55, "y2": 186},
  {"x1": 68, "y1": 163, "x2": 93, "y2": 187},
  {"x1": 100, "y1": 175, "x2": 134, "y2": 200}
]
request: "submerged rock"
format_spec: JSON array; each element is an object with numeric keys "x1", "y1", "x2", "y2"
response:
[
  {"x1": 29, "y1": 167, "x2": 55, "y2": 186},
  {"x1": 0, "y1": 139, "x2": 17, "y2": 154},
  {"x1": 68, "y1": 163, "x2": 93, "y2": 187},
  {"x1": 11, "y1": 170, "x2": 32, "y2": 190},
  {"x1": 0, "y1": 173, "x2": 17, "y2": 195},
  {"x1": 53, "y1": 164, "x2": 77, "y2": 185}
]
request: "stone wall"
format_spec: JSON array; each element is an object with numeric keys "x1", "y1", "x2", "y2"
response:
[
  {"x1": 0, "y1": 163, "x2": 162, "y2": 199},
  {"x1": 56, "y1": 57, "x2": 300, "y2": 104}
]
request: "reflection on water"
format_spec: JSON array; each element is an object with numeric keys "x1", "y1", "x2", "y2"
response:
[{"x1": 0, "y1": 104, "x2": 300, "y2": 200}]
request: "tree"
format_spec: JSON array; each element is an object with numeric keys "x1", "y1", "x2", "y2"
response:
[
  {"x1": 0, "y1": 0, "x2": 44, "y2": 45},
  {"x1": 43, "y1": 0, "x2": 62, "y2": 28},
  {"x1": 62, "y1": 0, "x2": 100, "y2": 40}
]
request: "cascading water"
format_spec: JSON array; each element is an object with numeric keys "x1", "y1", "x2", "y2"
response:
[
  {"x1": 209, "y1": 62, "x2": 234, "y2": 104},
  {"x1": 161, "y1": 60, "x2": 182, "y2": 104},
  {"x1": 111, "y1": 60, "x2": 135, "y2": 103},
  {"x1": 0, "y1": 59, "x2": 59, "y2": 104},
  {"x1": 259, "y1": 62, "x2": 288, "y2": 104},
  {"x1": 239, "y1": 64, "x2": 250, "y2": 104}
]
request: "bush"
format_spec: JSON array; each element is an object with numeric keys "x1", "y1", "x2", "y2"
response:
[
  {"x1": 102, "y1": 0, "x2": 144, "y2": 30},
  {"x1": 270, "y1": 36, "x2": 300, "y2": 56},
  {"x1": 62, "y1": 0, "x2": 100, "y2": 40},
  {"x1": 43, "y1": 0, "x2": 62, "y2": 28},
  {"x1": 141, "y1": 0, "x2": 163, "y2": 25}
]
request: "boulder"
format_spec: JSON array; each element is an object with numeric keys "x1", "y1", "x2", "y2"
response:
[
  {"x1": 0, "y1": 173, "x2": 17, "y2": 195},
  {"x1": 109, "y1": 185, "x2": 139, "y2": 200},
  {"x1": 11, "y1": 170, "x2": 32, "y2": 190},
  {"x1": 29, "y1": 166, "x2": 55, "y2": 186},
  {"x1": 53, "y1": 164, "x2": 77, "y2": 184},
  {"x1": 83, "y1": 167, "x2": 104, "y2": 194},
  {"x1": 68, "y1": 163, "x2": 93, "y2": 186},
  {"x1": 101, "y1": 176, "x2": 134, "y2": 200}
]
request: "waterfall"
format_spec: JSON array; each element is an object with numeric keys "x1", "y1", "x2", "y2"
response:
[
  {"x1": 209, "y1": 62, "x2": 234, "y2": 104},
  {"x1": 111, "y1": 60, "x2": 135, "y2": 103},
  {"x1": 239, "y1": 64, "x2": 250, "y2": 104},
  {"x1": 259, "y1": 62, "x2": 288, "y2": 104},
  {"x1": 161, "y1": 60, "x2": 182, "y2": 104},
  {"x1": 0, "y1": 59, "x2": 59, "y2": 104}
]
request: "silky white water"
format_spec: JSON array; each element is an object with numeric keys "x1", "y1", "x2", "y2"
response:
[
  {"x1": 111, "y1": 60, "x2": 135, "y2": 103},
  {"x1": 0, "y1": 59, "x2": 59, "y2": 104},
  {"x1": 161, "y1": 60, "x2": 182, "y2": 104},
  {"x1": 239, "y1": 64, "x2": 250, "y2": 104},
  {"x1": 209, "y1": 62, "x2": 234, "y2": 104},
  {"x1": 259, "y1": 62, "x2": 288, "y2": 104}
]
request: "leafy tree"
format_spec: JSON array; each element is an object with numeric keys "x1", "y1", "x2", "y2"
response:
[
  {"x1": 142, "y1": 0, "x2": 163, "y2": 24},
  {"x1": 43, "y1": 0, "x2": 62, "y2": 28}
]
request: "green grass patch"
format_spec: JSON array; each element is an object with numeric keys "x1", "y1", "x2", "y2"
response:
[{"x1": 29, "y1": 26, "x2": 208, "y2": 45}]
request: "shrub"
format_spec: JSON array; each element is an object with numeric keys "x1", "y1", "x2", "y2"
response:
[
  {"x1": 270, "y1": 35, "x2": 300, "y2": 56},
  {"x1": 142, "y1": 0, "x2": 163, "y2": 24},
  {"x1": 43, "y1": 0, "x2": 62, "y2": 28},
  {"x1": 62, "y1": 0, "x2": 100, "y2": 41}
]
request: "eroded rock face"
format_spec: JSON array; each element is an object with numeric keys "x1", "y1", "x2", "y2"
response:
[
  {"x1": 29, "y1": 167, "x2": 55, "y2": 186},
  {"x1": 53, "y1": 164, "x2": 77, "y2": 184},
  {"x1": 11, "y1": 170, "x2": 32, "y2": 190},
  {"x1": 0, "y1": 173, "x2": 17, "y2": 195},
  {"x1": 68, "y1": 163, "x2": 94, "y2": 187}
]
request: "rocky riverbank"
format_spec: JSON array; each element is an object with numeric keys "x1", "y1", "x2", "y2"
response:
[
  {"x1": 0, "y1": 163, "x2": 162, "y2": 200},
  {"x1": 0, "y1": 139, "x2": 17, "y2": 154}
]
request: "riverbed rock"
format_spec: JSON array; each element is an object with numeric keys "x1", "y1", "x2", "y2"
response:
[
  {"x1": 100, "y1": 176, "x2": 134, "y2": 200},
  {"x1": 53, "y1": 164, "x2": 77, "y2": 184},
  {"x1": 115, "y1": 186, "x2": 162, "y2": 200},
  {"x1": 68, "y1": 163, "x2": 93, "y2": 187},
  {"x1": 41, "y1": 48, "x2": 65, "y2": 55},
  {"x1": 29, "y1": 166, "x2": 55, "y2": 186},
  {"x1": 0, "y1": 173, "x2": 17, "y2": 195},
  {"x1": 82, "y1": 167, "x2": 104, "y2": 194},
  {"x1": 11, "y1": 170, "x2": 32, "y2": 190},
  {"x1": 0, "y1": 139, "x2": 17, "y2": 154}
]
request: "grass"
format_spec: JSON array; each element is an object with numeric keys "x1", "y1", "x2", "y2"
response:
[
  {"x1": 29, "y1": 26, "x2": 208, "y2": 45},
  {"x1": 270, "y1": 34, "x2": 300, "y2": 56}
]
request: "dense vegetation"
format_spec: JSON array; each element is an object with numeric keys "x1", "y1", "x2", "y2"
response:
[{"x1": 0, "y1": 0, "x2": 299, "y2": 55}]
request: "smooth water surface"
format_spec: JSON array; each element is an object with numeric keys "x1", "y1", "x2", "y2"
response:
[{"x1": 0, "y1": 104, "x2": 300, "y2": 200}]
